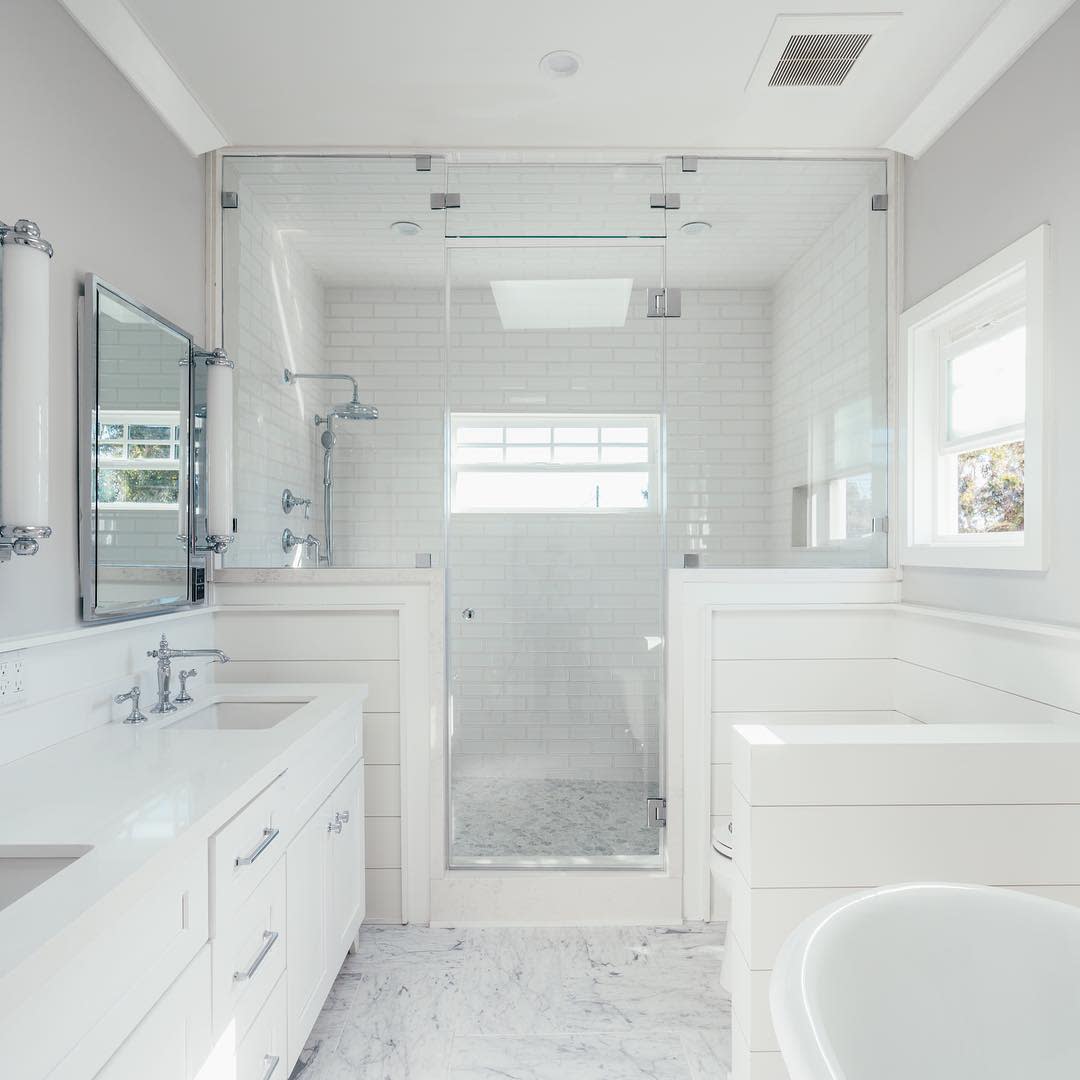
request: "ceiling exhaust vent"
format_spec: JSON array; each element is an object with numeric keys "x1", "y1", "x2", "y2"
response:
[
  {"x1": 768, "y1": 32, "x2": 872, "y2": 87},
  {"x1": 747, "y1": 13, "x2": 899, "y2": 91}
]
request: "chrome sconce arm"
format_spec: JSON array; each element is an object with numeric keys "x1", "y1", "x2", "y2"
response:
[
  {"x1": 0, "y1": 525, "x2": 53, "y2": 562},
  {"x1": 1, "y1": 219, "x2": 54, "y2": 564}
]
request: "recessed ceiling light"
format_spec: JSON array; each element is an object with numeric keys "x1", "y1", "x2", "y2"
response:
[
  {"x1": 539, "y1": 50, "x2": 582, "y2": 78},
  {"x1": 389, "y1": 220, "x2": 422, "y2": 236},
  {"x1": 680, "y1": 221, "x2": 712, "y2": 236}
]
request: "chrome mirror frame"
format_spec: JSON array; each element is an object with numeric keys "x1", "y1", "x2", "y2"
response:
[{"x1": 77, "y1": 274, "x2": 207, "y2": 624}]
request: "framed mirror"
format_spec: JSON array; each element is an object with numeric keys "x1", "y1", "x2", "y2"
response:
[{"x1": 78, "y1": 276, "x2": 206, "y2": 623}]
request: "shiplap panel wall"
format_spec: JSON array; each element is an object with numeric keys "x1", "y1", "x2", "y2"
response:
[
  {"x1": 711, "y1": 603, "x2": 1080, "y2": 1080},
  {"x1": 214, "y1": 607, "x2": 404, "y2": 923},
  {"x1": 709, "y1": 606, "x2": 911, "y2": 914}
]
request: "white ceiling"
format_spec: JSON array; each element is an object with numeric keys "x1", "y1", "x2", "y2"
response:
[
  {"x1": 107, "y1": 0, "x2": 1023, "y2": 151},
  {"x1": 224, "y1": 155, "x2": 884, "y2": 288}
]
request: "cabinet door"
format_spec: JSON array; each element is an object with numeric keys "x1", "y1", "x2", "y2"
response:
[
  {"x1": 328, "y1": 761, "x2": 366, "y2": 960},
  {"x1": 94, "y1": 949, "x2": 211, "y2": 1080},
  {"x1": 285, "y1": 800, "x2": 332, "y2": 1068}
]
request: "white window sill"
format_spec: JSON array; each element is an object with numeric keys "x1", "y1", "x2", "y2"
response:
[{"x1": 901, "y1": 540, "x2": 1045, "y2": 572}]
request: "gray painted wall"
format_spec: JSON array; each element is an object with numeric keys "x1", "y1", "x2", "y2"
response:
[
  {"x1": 0, "y1": 0, "x2": 205, "y2": 640},
  {"x1": 902, "y1": 2, "x2": 1080, "y2": 626}
]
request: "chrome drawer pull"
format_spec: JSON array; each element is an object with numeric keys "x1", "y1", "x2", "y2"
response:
[
  {"x1": 260, "y1": 1054, "x2": 281, "y2": 1080},
  {"x1": 233, "y1": 929, "x2": 279, "y2": 982},
  {"x1": 235, "y1": 826, "x2": 279, "y2": 867}
]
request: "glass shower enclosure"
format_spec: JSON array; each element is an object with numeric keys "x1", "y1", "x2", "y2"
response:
[{"x1": 217, "y1": 153, "x2": 892, "y2": 872}]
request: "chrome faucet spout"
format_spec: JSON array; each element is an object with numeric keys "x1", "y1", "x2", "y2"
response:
[{"x1": 147, "y1": 635, "x2": 231, "y2": 713}]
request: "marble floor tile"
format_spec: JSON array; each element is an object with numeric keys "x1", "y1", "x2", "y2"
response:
[
  {"x1": 291, "y1": 923, "x2": 731, "y2": 1080},
  {"x1": 448, "y1": 1034, "x2": 693, "y2": 1079},
  {"x1": 451, "y1": 778, "x2": 661, "y2": 860}
]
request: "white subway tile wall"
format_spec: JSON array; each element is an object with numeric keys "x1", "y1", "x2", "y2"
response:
[
  {"x1": 322, "y1": 286, "x2": 446, "y2": 569},
  {"x1": 444, "y1": 283, "x2": 663, "y2": 808},
  {"x1": 769, "y1": 183, "x2": 888, "y2": 566},
  {"x1": 223, "y1": 177, "x2": 327, "y2": 568},
  {"x1": 667, "y1": 289, "x2": 774, "y2": 565}
]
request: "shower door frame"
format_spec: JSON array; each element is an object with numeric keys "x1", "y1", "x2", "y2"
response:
[{"x1": 441, "y1": 233, "x2": 671, "y2": 872}]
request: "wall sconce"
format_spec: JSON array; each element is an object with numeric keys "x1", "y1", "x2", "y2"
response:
[
  {"x1": 0, "y1": 219, "x2": 54, "y2": 563},
  {"x1": 195, "y1": 348, "x2": 235, "y2": 555}
]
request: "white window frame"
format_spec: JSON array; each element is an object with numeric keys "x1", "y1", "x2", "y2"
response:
[
  {"x1": 449, "y1": 412, "x2": 659, "y2": 514},
  {"x1": 900, "y1": 225, "x2": 1049, "y2": 571},
  {"x1": 96, "y1": 409, "x2": 183, "y2": 511}
]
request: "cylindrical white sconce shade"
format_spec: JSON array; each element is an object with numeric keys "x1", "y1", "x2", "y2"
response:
[
  {"x1": 1, "y1": 219, "x2": 53, "y2": 559},
  {"x1": 203, "y1": 349, "x2": 235, "y2": 553}
]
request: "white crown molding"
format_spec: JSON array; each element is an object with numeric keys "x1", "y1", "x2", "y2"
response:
[
  {"x1": 57, "y1": 0, "x2": 227, "y2": 156},
  {"x1": 885, "y1": 0, "x2": 1077, "y2": 158}
]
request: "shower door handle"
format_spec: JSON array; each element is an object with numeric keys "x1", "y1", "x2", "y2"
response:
[{"x1": 461, "y1": 608, "x2": 475, "y2": 621}]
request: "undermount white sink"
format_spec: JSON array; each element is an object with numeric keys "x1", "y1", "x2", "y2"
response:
[
  {"x1": 0, "y1": 845, "x2": 93, "y2": 912},
  {"x1": 165, "y1": 699, "x2": 309, "y2": 731}
]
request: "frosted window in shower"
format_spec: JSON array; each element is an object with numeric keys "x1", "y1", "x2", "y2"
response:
[{"x1": 450, "y1": 413, "x2": 657, "y2": 513}]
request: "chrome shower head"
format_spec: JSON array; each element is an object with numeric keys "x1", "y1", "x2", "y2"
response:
[{"x1": 329, "y1": 400, "x2": 379, "y2": 421}]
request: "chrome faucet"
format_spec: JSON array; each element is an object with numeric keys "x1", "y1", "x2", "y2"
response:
[{"x1": 147, "y1": 634, "x2": 230, "y2": 713}]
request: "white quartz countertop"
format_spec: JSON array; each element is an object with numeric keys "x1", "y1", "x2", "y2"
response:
[
  {"x1": 732, "y1": 720, "x2": 1080, "y2": 808},
  {"x1": 0, "y1": 683, "x2": 367, "y2": 1007}
]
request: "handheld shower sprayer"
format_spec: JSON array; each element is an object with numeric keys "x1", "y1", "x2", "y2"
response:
[{"x1": 282, "y1": 368, "x2": 379, "y2": 567}]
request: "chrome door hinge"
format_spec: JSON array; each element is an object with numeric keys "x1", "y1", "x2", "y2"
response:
[
  {"x1": 871, "y1": 193, "x2": 889, "y2": 212},
  {"x1": 430, "y1": 193, "x2": 461, "y2": 210},
  {"x1": 220, "y1": 191, "x2": 239, "y2": 210},
  {"x1": 681, "y1": 155, "x2": 698, "y2": 172},
  {"x1": 647, "y1": 797, "x2": 667, "y2": 828},
  {"x1": 650, "y1": 193, "x2": 681, "y2": 210},
  {"x1": 415, "y1": 155, "x2": 432, "y2": 172},
  {"x1": 646, "y1": 287, "x2": 681, "y2": 318},
  {"x1": 872, "y1": 515, "x2": 889, "y2": 534}
]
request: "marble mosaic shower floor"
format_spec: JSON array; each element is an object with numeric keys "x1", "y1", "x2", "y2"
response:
[
  {"x1": 291, "y1": 923, "x2": 731, "y2": 1080},
  {"x1": 451, "y1": 778, "x2": 661, "y2": 860}
]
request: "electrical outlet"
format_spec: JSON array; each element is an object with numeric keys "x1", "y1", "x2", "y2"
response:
[{"x1": 0, "y1": 650, "x2": 28, "y2": 708}]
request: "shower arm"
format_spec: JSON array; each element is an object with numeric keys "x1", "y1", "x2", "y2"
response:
[{"x1": 283, "y1": 368, "x2": 360, "y2": 403}]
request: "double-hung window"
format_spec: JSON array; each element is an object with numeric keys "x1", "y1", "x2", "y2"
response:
[
  {"x1": 901, "y1": 226, "x2": 1048, "y2": 570},
  {"x1": 450, "y1": 413, "x2": 658, "y2": 513},
  {"x1": 95, "y1": 410, "x2": 183, "y2": 509}
]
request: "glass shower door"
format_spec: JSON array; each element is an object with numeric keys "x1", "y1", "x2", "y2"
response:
[{"x1": 446, "y1": 240, "x2": 666, "y2": 868}]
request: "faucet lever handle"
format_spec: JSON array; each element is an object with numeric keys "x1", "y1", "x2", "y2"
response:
[
  {"x1": 175, "y1": 668, "x2": 198, "y2": 704},
  {"x1": 115, "y1": 686, "x2": 147, "y2": 724}
]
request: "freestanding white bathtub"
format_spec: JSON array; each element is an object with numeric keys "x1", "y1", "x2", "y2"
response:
[{"x1": 770, "y1": 882, "x2": 1080, "y2": 1080}]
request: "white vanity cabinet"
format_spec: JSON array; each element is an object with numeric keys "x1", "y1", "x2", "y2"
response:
[
  {"x1": 32, "y1": 689, "x2": 370, "y2": 1080},
  {"x1": 93, "y1": 949, "x2": 212, "y2": 1080},
  {"x1": 286, "y1": 760, "x2": 365, "y2": 1068}
]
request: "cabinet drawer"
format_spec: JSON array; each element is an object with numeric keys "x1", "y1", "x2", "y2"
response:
[
  {"x1": 238, "y1": 974, "x2": 288, "y2": 1080},
  {"x1": 211, "y1": 773, "x2": 288, "y2": 924},
  {"x1": 212, "y1": 859, "x2": 286, "y2": 1040}
]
